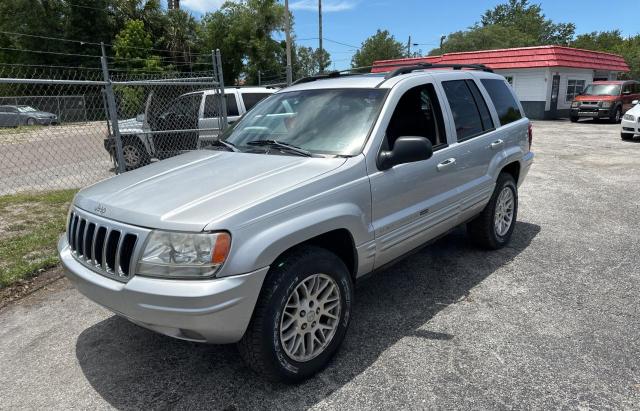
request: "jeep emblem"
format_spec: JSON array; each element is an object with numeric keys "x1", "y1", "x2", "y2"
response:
[{"x1": 94, "y1": 204, "x2": 107, "y2": 215}]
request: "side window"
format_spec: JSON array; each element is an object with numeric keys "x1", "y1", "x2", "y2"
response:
[
  {"x1": 385, "y1": 83, "x2": 446, "y2": 151},
  {"x1": 204, "y1": 93, "x2": 240, "y2": 117},
  {"x1": 242, "y1": 93, "x2": 271, "y2": 111},
  {"x1": 481, "y1": 79, "x2": 523, "y2": 126},
  {"x1": 566, "y1": 79, "x2": 586, "y2": 102},
  {"x1": 442, "y1": 80, "x2": 492, "y2": 142}
]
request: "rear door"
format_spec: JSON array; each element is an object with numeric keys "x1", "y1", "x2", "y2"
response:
[
  {"x1": 622, "y1": 83, "x2": 635, "y2": 113},
  {"x1": 438, "y1": 76, "x2": 503, "y2": 223},
  {"x1": 199, "y1": 91, "x2": 242, "y2": 139},
  {"x1": 239, "y1": 91, "x2": 273, "y2": 113}
]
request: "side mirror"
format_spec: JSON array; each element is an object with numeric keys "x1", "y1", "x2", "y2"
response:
[
  {"x1": 633, "y1": 100, "x2": 639, "y2": 105},
  {"x1": 378, "y1": 136, "x2": 433, "y2": 170}
]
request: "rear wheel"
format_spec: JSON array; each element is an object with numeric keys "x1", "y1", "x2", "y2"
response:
[
  {"x1": 120, "y1": 140, "x2": 149, "y2": 171},
  {"x1": 26, "y1": 118, "x2": 36, "y2": 126},
  {"x1": 468, "y1": 173, "x2": 518, "y2": 249},
  {"x1": 238, "y1": 246, "x2": 353, "y2": 382},
  {"x1": 621, "y1": 132, "x2": 634, "y2": 141},
  {"x1": 570, "y1": 116, "x2": 579, "y2": 123}
]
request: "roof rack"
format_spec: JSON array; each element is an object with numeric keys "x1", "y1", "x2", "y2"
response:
[{"x1": 384, "y1": 63, "x2": 493, "y2": 79}]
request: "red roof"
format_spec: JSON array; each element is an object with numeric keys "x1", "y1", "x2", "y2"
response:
[{"x1": 371, "y1": 46, "x2": 630, "y2": 73}]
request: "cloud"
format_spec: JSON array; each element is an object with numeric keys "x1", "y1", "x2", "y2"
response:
[
  {"x1": 290, "y1": 0, "x2": 358, "y2": 12},
  {"x1": 179, "y1": 0, "x2": 226, "y2": 14}
]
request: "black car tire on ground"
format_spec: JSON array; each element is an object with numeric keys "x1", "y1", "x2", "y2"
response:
[
  {"x1": 468, "y1": 172, "x2": 518, "y2": 250},
  {"x1": 570, "y1": 116, "x2": 579, "y2": 123},
  {"x1": 610, "y1": 107, "x2": 622, "y2": 124},
  {"x1": 238, "y1": 246, "x2": 353, "y2": 382},
  {"x1": 119, "y1": 140, "x2": 150, "y2": 171},
  {"x1": 26, "y1": 118, "x2": 36, "y2": 126},
  {"x1": 621, "y1": 132, "x2": 634, "y2": 141}
]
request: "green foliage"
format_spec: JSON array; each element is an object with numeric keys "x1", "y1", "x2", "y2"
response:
[
  {"x1": 430, "y1": 25, "x2": 537, "y2": 55},
  {"x1": 351, "y1": 30, "x2": 405, "y2": 68},
  {"x1": 294, "y1": 46, "x2": 331, "y2": 78},
  {"x1": 572, "y1": 31, "x2": 640, "y2": 79}
]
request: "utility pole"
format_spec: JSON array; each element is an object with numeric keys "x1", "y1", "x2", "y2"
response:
[
  {"x1": 285, "y1": 0, "x2": 293, "y2": 85},
  {"x1": 407, "y1": 35, "x2": 411, "y2": 58},
  {"x1": 318, "y1": 0, "x2": 323, "y2": 73}
]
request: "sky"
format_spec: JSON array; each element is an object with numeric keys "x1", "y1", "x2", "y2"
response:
[{"x1": 171, "y1": 0, "x2": 638, "y2": 71}]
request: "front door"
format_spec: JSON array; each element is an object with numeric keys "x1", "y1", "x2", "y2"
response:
[
  {"x1": 152, "y1": 93, "x2": 201, "y2": 157},
  {"x1": 549, "y1": 74, "x2": 560, "y2": 119},
  {"x1": 369, "y1": 82, "x2": 464, "y2": 268}
]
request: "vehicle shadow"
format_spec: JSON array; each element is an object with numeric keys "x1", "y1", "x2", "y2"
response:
[{"x1": 75, "y1": 222, "x2": 540, "y2": 410}]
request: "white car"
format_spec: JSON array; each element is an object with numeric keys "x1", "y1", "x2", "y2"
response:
[{"x1": 621, "y1": 99, "x2": 640, "y2": 140}]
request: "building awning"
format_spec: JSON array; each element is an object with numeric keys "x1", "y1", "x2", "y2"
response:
[{"x1": 371, "y1": 46, "x2": 630, "y2": 73}]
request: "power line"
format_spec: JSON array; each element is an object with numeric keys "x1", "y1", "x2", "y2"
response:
[{"x1": 0, "y1": 46, "x2": 102, "y2": 59}]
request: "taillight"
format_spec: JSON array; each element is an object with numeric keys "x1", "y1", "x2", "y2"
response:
[{"x1": 527, "y1": 122, "x2": 533, "y2": 151}]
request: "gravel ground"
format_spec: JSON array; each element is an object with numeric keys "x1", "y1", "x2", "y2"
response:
[
  {"x1": 0, "y1": 122, "x2": 113, "y2": 195},
  {"x1": 0, "y1": 120, "x2": 639, "y2": 410}
]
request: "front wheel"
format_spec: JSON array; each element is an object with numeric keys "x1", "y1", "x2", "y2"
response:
[
  {"x1": 610, "y1": 107, "x2": 622, "y2": 124},
  {"x1": 119, "y1": 140, "x2": 150, "y2": 171},
  {"x1": 621, "y1": 132, "x2": 634, "y2": 141},
  {"x1": 238, "y1": 246, "x2": 353, "y2": 382},
  {"x1": 468, "y1": 173, "x2": 518, "y2": 249},
  {"x1": 26, "y1": 118, "x2": 36, "y2": 126},
  {"x1": 570, "y1": 116, "x2": 579, "y2": 123}
]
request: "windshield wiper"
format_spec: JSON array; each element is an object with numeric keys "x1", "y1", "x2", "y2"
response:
[
  {"x1": 208, "y1": 139, "x2": 239, "y2": 152},
  {"x1": 246, "y1": 139, "x2": 313, "y2": 157}
]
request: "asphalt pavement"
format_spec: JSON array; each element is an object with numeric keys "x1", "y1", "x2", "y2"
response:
[{"x1": 0, "y1": 120, "x2": 639, "y2": 409}]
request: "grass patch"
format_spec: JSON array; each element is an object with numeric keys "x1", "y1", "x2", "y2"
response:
[{"x1": 0, "y1": 189, "x2": 76, "y2": 288}]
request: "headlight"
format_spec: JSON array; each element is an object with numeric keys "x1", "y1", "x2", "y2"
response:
[
  {"x1": 138, "y1": 231, "x2": 231, "y2": 279},
  {"x1": 623, "y1": 114, "x2": 636, "y2": 122},
  {"x1": 571, "y1": 101, "x2": 580, "y2": 108},
  {"x1": 601, "y1": 101, "x2": 612, "y2": 109}
]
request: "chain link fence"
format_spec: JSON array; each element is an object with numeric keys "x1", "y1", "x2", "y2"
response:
[{"x1": 0, "y1": 50, "x2": 229, "y2": 195}]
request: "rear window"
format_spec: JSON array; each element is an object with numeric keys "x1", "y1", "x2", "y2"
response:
[
  {"x1": 442, "y1": 80, "x2": 494, "y2": 141},
  {"x1": 481, "y1": 79, "x2": 522, "y2": 125},
  {"x1": 204, "y1": 93, "x2": 240, "y2": 117},
  {"x1": 242, "y1": 93, "x2": 271, "y2": 111}
]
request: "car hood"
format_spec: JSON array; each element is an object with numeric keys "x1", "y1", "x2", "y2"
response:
[
  {"x1": 31, "y1": 111, "x2": 56, "y2": 118},
  {"x1": 118, "y1": 117, "x2": 145, "y2": 134},
  {"x1": 74, "y1": 150, "x2": 347, "y2": 231},
  {"x1": 626, "y1": 103, "x2": 640, "y2": 116}
]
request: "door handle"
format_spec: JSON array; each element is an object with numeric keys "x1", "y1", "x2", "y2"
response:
[
  {"x1": 437, "y1": 158, "x2": 456, "y2": 171},
  {"x1": 490, "y1": 139, "x2": 504, "y2": 150}
]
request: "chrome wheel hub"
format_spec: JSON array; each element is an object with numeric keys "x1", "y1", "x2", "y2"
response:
[
  {"x1": 279, "y1": 273, "x2": 341, "y2": 362},
  {"x1": 494, "y1": 186, "x2": 514, "y2": 237}
]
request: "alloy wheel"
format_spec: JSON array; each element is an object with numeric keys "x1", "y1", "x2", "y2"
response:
[{"x1": 494, "y1": 186, "x2": 515, "y2": 237}]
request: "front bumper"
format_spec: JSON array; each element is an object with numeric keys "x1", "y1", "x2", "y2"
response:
[
  {"x1": 58, "y1": 235, "x2": 268, "y2": 344},
  {"x1": 570, "y1": 106, "x2": 615, "y2": 119},
  {"x1": 621, "y1": 118, "x2": 639, "y2": 136}
]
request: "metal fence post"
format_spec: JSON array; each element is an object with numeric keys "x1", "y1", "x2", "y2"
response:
[
  {"x1": 215, "y1": 49, "x2": 228, "y2": 131},
  {"x1": 100, "y1": 43, "x2": 126, "y2": 174}
]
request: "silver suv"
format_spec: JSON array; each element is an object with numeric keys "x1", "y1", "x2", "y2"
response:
[{"x1": 58, "y1": 64, "x2": 534, "y2": 382}]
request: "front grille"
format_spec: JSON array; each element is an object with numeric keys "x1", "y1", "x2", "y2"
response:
[{"x1": 67, "y1": 208, "x2": 146, "y2": 281}]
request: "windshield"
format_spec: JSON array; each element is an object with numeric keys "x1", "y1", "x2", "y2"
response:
[
  {"x1": 221, "y1": 88, "x2": 387, "y2": 156},
  {"x1": 582, "y1": 84, "x2": 621, "y2": 96},
  {"x1": 17, "y1": 106, "x2": 37, "y2": 113}
]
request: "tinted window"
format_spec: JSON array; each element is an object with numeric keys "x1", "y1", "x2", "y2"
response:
[
  {"x1": 386, "y1": 84, "x2": 446, "y2": 150},
  {"x1": 242, "y1": 93, "x2": 271, "y2": 111},
  {"x1": 466, "y1": 80, "x2": 494, "y2": 131},
  {"x1": 204, "y1": 93, "x2": 240, "y2": 117},
  {"x1": 481, "y1": 79, "x2": 523, "y2": 125},
  {"x1": 442, "y1": 80, "x2": 488, "y2": 141}
]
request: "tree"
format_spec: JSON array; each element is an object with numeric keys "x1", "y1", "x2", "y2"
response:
[
  {"x1": 163, "y1": 9, "x2": 199, "y2": 70},
  {"x1": 294, "y1": 45, "x2": 331, "y2": 78},
  {"x1": 480, "y1": 0, "x2": 574, "y2": 45},
  {"x1": 351, "y1": 30, "x2": 405, "y2": 68},
  {"x1": 572, "y1": 31, "x2": 640, "y2": 80},
  {"x1": 113, "y1": 20, "x2": 154, "y2": 69},
  {"x1": 200, "y1": 0, "x2": 286, "y2": 85},
  {"x1": 430, "y1": 25, "x2": 536, "y2": 55}
]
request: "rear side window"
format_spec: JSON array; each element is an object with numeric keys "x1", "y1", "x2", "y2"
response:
[
  {"x1": 442, "y1": 80, "x2": 493, "y2": 141},
  {"x1": 242, "y1": 93, "x2": 271, "y2": 111},
  {"x1": 481, "y1": 79, "x2": 522, "y2": 125},
  {"x1": 204, "y1": 94, "x2": 240, "y2": 117}
]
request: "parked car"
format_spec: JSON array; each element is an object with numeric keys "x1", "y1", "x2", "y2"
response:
[
  {"x1": 0, "y1": 105, "x2": 58, "y2": 127},
  {"x1": 104, "y1": 87, "x2": 276, "y2": 170},
  {"x1": 59, "y1": 65, "x2": 534, "y2": 382},
  {"x1": 621, "y1": 99, "x2": 640, "y2": 140},
  {"x1": 570, "y1": 80, "x2": 640, "y2": 123}
]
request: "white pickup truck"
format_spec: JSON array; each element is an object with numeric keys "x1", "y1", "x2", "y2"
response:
[{"x1": 104, "y1": 87, "x2": 276, "y2": 170}]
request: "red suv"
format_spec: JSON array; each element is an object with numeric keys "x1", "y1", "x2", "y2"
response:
[{"x1": 570, "y1": 80, "x2": 640, "y2": 123}]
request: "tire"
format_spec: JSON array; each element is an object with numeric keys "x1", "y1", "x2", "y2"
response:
[
  {"x1": 570, "y1": 116, "x2": 579, "y2": 123},
  {"x1": 119, "y1": 140, "x2": 149, "y2": 171},
  {"x1": 610, "y1": 107, "x2": 622, "y2": 124},
  {"x1": 467, "y1": 172, "x2": 518, "y2": 250},
  {"x1": 26, "y1": 118, "x2": 36, "y2": 126},
  {"x1": 621, "y1": 132, "x2": 634, "y2": 141},
  {"x1": 238, "y1": 246, "x2": 353, "y2": 382}
]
